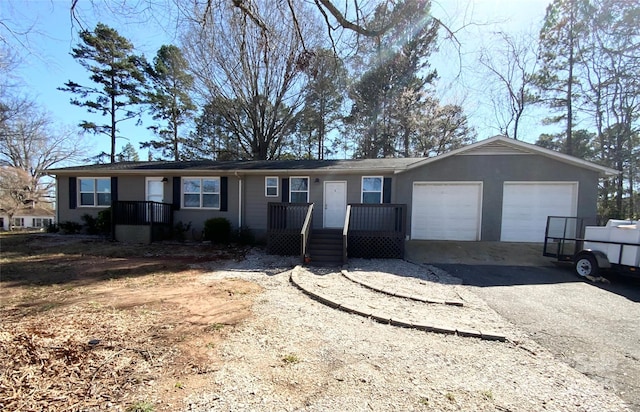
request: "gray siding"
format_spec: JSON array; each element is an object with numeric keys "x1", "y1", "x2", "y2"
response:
[
  {"x1": 56, "y1": 176, "x2": 113, "y2": 223},
  {"x1": 242, "y1": 173, "x2": 397, "y2": 236},
  {"x1": 173, "y1": 174, "x2": 240, "y2": 234},
  {"x1": 54, "y1": 152, "x2": 601, "y2": 243},
  {"x1": 57, "y1": 174, "x2": 242, "y2": 237},
  {"x1": 396, "y1": 154, "x2": 600, "y2": 241}
]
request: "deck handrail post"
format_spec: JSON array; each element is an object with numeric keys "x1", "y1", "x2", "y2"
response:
[{"x1": 343, "y1": 205, "x2": 351, "y2": 264}]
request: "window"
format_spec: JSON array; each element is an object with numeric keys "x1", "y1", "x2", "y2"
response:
[
  {"x1": 265, "y1": 176, "x2": 279, "y2": 197},
  {"x1": 33, "y1": 218, "x2": 53, "y2": 228},
  {"x1": 183, "y1": 177, "x2": 220, "y2": 209},
  {"x1": 290, "y1": 177, "x2": 309, "y2": 203},
  {"x1": 79, "y1": 178, "x2": 111, "y2": 207},
  {"x1": 362, "y1": 177, "x2": 383, "y2": 204},
  {"x1": 12, "y1": 217, "x2": 24, "y2": 228}
]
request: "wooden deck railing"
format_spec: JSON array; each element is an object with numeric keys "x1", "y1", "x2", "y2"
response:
[
  {"x1": 347, "y1": 203, "x2": 406, "y2": 259},
  {"x1": 267, "y1": 202, "x2": 313, "y2": 255},
  {"x1": 113, "y1": 201, "x2": 173, "y2": 226},
  {"x1": 300, "y1": 204, "x2": 314, "y2": 263}
]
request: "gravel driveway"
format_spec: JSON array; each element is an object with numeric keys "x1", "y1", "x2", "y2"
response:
[{"x1": 183, "y1": 249, "x2": 629, "y2": 411}]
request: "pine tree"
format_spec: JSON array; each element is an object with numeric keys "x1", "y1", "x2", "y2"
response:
[
  {"x1": 142, "y1": 45, "x2": 195, "y2": 161},
  {"x1": 59, "y1": 23, "x2": 147, "y2": 163},
  {"x1": 117, "y1": 142, "x2": 140, "y2": 161},
  {"x1": 535, "y1": 0, "x2": 590, "y2": 156}
]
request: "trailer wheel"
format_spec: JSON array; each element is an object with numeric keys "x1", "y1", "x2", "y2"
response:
[{"x1": 575, "y1": 254, "x2": 599, "y2": 278}]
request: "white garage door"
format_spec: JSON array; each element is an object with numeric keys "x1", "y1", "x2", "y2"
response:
[
  {"x1": 411, "y1": 182, "x2": 482, "y2": 241},
  {"x1": 501, "y1": 182, "x2": 578, "y2": 242}
]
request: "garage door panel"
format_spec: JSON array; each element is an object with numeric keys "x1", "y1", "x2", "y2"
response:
[
  {"x1": 411, "y1": 183, "x2": 482, "y2": 241},
  {"x1": 501, "y1": 183, "x2": 577, "y2": 242}
]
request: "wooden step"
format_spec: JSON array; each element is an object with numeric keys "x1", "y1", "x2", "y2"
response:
[{"x1": 306, "y1": 229, "x2": 344, "y2": 266}]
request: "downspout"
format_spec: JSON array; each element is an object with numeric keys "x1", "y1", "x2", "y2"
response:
[
  {"x1": 235, "y1": 172, "x2": 242, "y2": 229},
  {"x1": 54, "y1": 176, "x2": 60, "y2": 226}
]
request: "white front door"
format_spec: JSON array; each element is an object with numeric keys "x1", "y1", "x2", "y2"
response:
[
  {"x1": 146, "y1": 178, "x2": 165, "y2": 222},
  {"x1": 324, "y1": 181, "x2": 347, "y2": 228},
  {"x1": 146, "y1": 178, "x2": 164, "y2": 203}
]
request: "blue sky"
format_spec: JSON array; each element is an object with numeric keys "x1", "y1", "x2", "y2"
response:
[{"x1": 8, "y1": 0, "x2": 551, "y2": 164}]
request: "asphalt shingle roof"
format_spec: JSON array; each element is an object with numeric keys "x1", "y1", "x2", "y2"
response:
[{"x1": 47, "y1": 158, "x2": 423, "y2": 174}]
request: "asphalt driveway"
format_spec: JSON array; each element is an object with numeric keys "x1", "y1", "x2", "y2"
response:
[{"x1": 406, "y1": 241, "x2": 640, "y2": 411}]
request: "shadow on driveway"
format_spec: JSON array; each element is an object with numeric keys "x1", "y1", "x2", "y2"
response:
[{"x1": 405, "y1": 240, "x2": 640, "y2": 302}]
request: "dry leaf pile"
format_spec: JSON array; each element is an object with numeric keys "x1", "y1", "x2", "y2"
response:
[{"x1": 0, "y1": 305, "x2": 168, "y2": 411}]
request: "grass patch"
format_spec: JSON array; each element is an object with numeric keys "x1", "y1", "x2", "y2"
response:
[
  {"x1": 126, "y1": 401, "x2": 154, "y2": 412},
  {"x1": 282, "y1": 353, "x2": 300, "y2": 365},
  {"x1": 205, "y1": 323, "x2": 225, "y2": 333}
]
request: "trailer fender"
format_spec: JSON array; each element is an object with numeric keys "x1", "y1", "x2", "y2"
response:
[{"x1": 581, "y1": 250, "x2": 611, "y2": 270}]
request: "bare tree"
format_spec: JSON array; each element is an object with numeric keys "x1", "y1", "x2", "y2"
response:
[
  {"x1": 479, "y1": 31, "x2": 538, "y2": 140},
  {"x1": 0, "y1": 98, "x2": 83, "y2": 196},
  {"x1": 67, "y1": 0, "x2": 458, "y2": 57},
  {"x1": 183, "y1": 0, "x2": 317, "y2": 160},
  {"x1": 0, "y1": 166, "x2": 46, "y2": 229}
]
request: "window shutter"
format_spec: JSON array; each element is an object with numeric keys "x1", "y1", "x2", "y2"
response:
[
  {"x1": 69, "y1": 177, "x2": 77, "y2": 209},
  {"x1": 110, "y1": 177, "x2": 118, "y2": 204},
  {"x1": 172, "y1": 177, "x2": 181, "y2": 210},
  {"x1": 281, "y1": 178, "x2": 289, "y2": 203},
  {"x1": 383, "y1": 177, "x2": 392, "y2": 204},
  {"x1": 220, "y1": 176, "x2": 228, "y2": 211}
]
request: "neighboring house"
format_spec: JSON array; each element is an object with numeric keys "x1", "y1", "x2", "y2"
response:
[
  {"x1": 47, "y1": 136, "x2": 618, "y2": 261},
  {"x1": 0, "y1": 205, "x2": 55, "y2": 231}
]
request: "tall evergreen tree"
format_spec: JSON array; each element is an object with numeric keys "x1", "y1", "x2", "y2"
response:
[
  {"x1": 536, "y1": 0, "x2": 589, "y2": 156},
  {"x1": 298, "y1": 49, "x2": 346, "y2": 159},
  {"x1": 59, "y1": 23, "x2": 147, "y2": 163},
  {"x1": 141, "y1": 45, "x2": 195, "y2": 161},
  {"x1": 117, "y1": 142, "x2": 140, "y2": 161},
  {"x1": 347, "y1": 0, "x2": 439, "y2": 158}
]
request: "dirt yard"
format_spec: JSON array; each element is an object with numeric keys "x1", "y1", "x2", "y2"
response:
[
  {"x1": 0, "y1": 233, "x2": 261, "y2": 412},
  {"x1": 1, "y1": 234, "x2": 630, "y2": 411}
]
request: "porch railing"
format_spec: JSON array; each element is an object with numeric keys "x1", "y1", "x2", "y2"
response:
[
  {"x1": 267, "y1": 202, "x2": 313, "y2": 255},
  {"x1": 347, "y1": 203, "x2": 406, "y2": 259},
  {"x1": 300, "y1": 204, "x2": 314, "y2": 263},
  {"x1": 113, "y1": 201, "x2": 173, "y2": 226}
]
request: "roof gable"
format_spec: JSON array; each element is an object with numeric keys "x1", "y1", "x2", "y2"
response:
[{"x1": 403, "y1": 135, "x2": 619, "y2": 176}]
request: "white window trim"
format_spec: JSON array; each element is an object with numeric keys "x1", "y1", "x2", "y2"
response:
[
  {"x1": 361, "y1": 176, "x2": 384, "y2": 204},
  {"x1": 289, "y1": 176, "x2": 309, "y2": 203},
  {"x1": 78, "y1": 177, "x2": 111, "y2": 208},
  {"x1": 265, "y1": 176, "x2": 279, "y2": 197},
  {"x1": 182, "y1": 177, "x2": 221, "y2": 209}
]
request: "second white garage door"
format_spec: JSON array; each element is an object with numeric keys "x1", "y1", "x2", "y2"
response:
[
  {"x1": 411, "y1": 182, "x2": 482, "y2": 241},
  {"x1": 500, "y1": 182, "x2": 578, "y2": 242}
]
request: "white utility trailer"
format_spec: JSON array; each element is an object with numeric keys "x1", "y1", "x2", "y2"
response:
[{"x1": 544, "y1": 216, "x2": 640, "y2": 278}]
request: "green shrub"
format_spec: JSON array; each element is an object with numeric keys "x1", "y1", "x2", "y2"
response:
[
  {"x1": 46, "y1": 223, "x2": 60, "y2": 233},
  {"x1": 96, "y1": 208, "x2": 112, "y2": 234},
  {"x1": 203, "y1": 217, "x2": 231, "y2": 244},
  {"x1": 59, "y1": 221, "x2": 82, "y2": 234},
  {"x1": 81, "y1": 214, "x2": 99, "y2": 234},
  {"x1": 81, "y1": 209, "x2": 111, "y2": 235},
  {"x1": 172, "y1": 221, "x2": 192, "y2": 242},
  {"x1": 233, "y1": 226, "x2": 255, "y2": 246}
]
